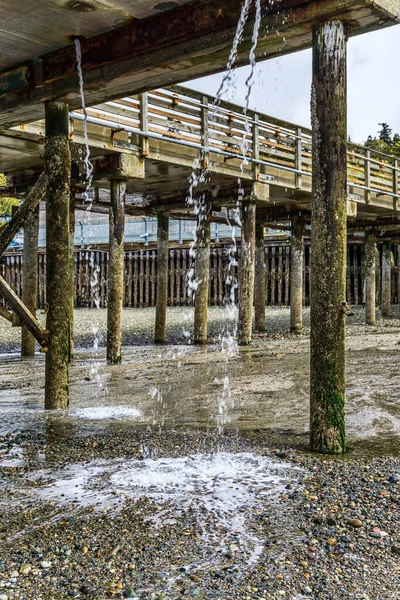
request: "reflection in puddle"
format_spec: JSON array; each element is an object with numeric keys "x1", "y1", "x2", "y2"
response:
[{"x1": 71, "y1": 406, "x2": 142, "y2": 420}]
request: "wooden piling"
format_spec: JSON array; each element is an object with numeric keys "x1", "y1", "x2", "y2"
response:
[
  {"x1": 194, "y1": 200, "x2": 210, "y2": 345},
  {"x1": 21, "y1": 204, "x2": 39, "y2": 356},
  {"x1": 254, "y1": 219, "x2": 266, "y2": 332},
  {"x1": 107, "y1": 179, "x2": 126, "y2": 363},
  {"x1": 365, "y1": 230, "x2": 376, "y2": 325},
  {"x1": 239, "y1": 200, "x2": 256, "y2": 345},
  {"x1": 310, "y1": 21, "x2": 347, "y2": 454},
  {"x1": 381, "y1": 240, "x2": 391, "y2": 318},
  {"x1": 155, "y1": 212, "x2": 169, "y2": 343},
  {"x1": 44, "y1": 101, "x2": 71, "y2": 410},
  {"x1": 69, "y1": 192, "x2": 76, "y2": 359},
  {"x1": 290, "y1": 217, "x2": 304, "y2": 334}
]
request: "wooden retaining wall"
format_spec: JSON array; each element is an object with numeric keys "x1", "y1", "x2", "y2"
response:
[{"x1": 1, "y1": 243, "x2": 400, "y2": 309}]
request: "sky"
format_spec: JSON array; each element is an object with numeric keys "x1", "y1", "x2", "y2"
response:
[{"x1": 184, "y1": 25, "x2": 400, "y2": 145}]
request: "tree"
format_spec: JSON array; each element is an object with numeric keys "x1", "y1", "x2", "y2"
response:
[{"x1": 378, "y1": 122, "x2": 393, "y2": 146}]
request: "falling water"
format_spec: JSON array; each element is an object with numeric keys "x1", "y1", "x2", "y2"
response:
[
  {"x1": 74, "y1": 38, "x2": 104, "y2": 391},
  {"x1": 185, "y1": 0, "x2": 263, "y2": 430}
]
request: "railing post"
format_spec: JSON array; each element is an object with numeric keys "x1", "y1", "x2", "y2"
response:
[
  {"x1": 393, "y1": 158, "x2": 399, "y2": 210},
  {"x1": 364, "y1": 148, "x2": 371, "y2": 204},
  {"x1": 295, "y1": 126, "x2": 302, "y2": 189},
  {"x1": 201, "y1": 95, "x2": 209, "y2": 169},
  {"x1": 252, "y1": 113, "x2": 260, "y2": 181},
  {"x1": 140, "y1": 92, "x2": 149, "y2": 157}
]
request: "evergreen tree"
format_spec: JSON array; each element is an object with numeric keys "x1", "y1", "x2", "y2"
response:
[{"x1": 378, "y1": 122, "x2": 393, "y2": 146}]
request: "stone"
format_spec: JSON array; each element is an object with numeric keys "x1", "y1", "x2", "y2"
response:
[
  {"x1": 19, "y1": 563, "x2": 32, "y2": 575},
  {"x1": 391, "y1": 546, "x2": 400, "y2": 555},
  {"x1": 388, "y1": 475, "x2": 399, "y2": 484},
  {"x1": 122, "y1": 588, "x2": 138, "y2": 599},
  {"x1": 0, "y1": 595, "x2": 8, "y2": 600},
  {"x1": 327, "y1": 538, "x2": 337, "y2": 547},
  {"x1": 346, "y1": 519, "x2": 362, "y2": 528},
  {"x1": 40, "y1": 561, "x2": 52, "y2": 568}
]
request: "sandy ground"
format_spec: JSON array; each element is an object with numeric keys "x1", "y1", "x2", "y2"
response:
[{"x1": 0, "y1": 306, "x2": 399, "y2": 599}]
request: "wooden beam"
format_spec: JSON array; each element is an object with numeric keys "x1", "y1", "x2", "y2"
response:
[
  {"x1": 0, "y1": 0, "x2": 397, "y2": 128},
  {"x1": 0, "y1": 172, "x2": 46, "y2": 256},
  {"x1": 0, "y1": 304, "x2": 13, "y2": 323},
  {"x1": 0, "y1": 275, "x2": 46, "y2": 346}
]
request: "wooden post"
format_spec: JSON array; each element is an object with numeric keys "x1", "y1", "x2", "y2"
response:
[
  {"x1": 194, "y1": 199, "x2": 210, "y2": 345},
  {"x1": 254, "y1": 218, "x2": 266, "y2": 332},
  {"x1": 365, "y1": 230, "x2": 376, "y2": 326},
  {"x1": 155, "y1": 212, "x2": 169, "y2": 343},
  {"x1": 107, "y1": 179, "x2": 126, "y2": 363},
  {"x1": 21, "y1": 204, "x2": 39, "y2": 356},
  {"x1": 45, "y1": 101, "x2": 71, "y2": 409},
  {"x1": 69, "y1": 192, "x2": 76, "y2": 359},
  {"x1": 381, "y1": 240, "x2": 391, "y2": 318},
  {"x1": 239, "y1": 199, "x2": 256, "y2": 345},
  {"x1": 290, "y1": 217, "x2": 304, "y2": 334},
  {"x1": 310, "y1": 22, "x2": 347, "y2": 454}
]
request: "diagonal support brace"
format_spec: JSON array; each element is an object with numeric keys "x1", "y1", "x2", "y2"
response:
[
  {"x1": 0, "y1": 172, "x2": 46, "y2": 256},
  {"x1": 0, "y1": 275, "x2": 47, "y2": 347}
]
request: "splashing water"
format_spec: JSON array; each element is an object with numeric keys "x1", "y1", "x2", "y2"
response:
[
  {"x1": 183, "y1": 0, "x2": 263, "y2": 431},
  {"x1": 74, "y1": 39, "x2": 104, "y2": 391},
  {"x1": 74, "y1": 38, "x2": 94, "y2": 199}
]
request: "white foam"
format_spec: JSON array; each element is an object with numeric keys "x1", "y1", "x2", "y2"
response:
[
  {"x1": 33, "y1": 452, "x2": 301, "y2": 566},
  {"x1": 71, "y1": 406, "x2": 142, "y2": 420}
]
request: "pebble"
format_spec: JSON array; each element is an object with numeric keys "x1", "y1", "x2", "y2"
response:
[
  {"x1": 40, "y1": 560, "x2": 52, "y2": 568},
  {"x1": 346, "y1": 518, "x2": 362, "y2": 528},
  {"x1": 19, "y1": 563, "x2": 32, "y2": 575},
  {"x1": 388, "y1": 475, "x2": 399, "y2": 483}
]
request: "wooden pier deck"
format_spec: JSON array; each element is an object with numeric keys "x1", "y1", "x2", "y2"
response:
[{"x1": 1, "y1": 84, "x2": 400, "y2": 230}]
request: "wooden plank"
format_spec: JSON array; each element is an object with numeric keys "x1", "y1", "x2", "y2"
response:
[
  {"x1": 284, "y1": 245, "x2": 290, "y2": 306},
  {"x1": 0, "y1": 275, "x2": 46, "y2": 346},
  {"x1": 0, "y1": 305, "x2": 12, "y2": 323}
]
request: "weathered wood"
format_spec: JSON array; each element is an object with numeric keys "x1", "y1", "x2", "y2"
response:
[
  {"x1": 0, "y1": 304, "x2": 13, "y2": 323},
  {"x1": 239, "y1": 200, "x2": 256, "y2": 345},
  {"x1": 21, "y1": 204, "x2": 39, "y2": 356},
  {"x1": 381, "y1": 240, "x2": 391, "y2": 318},
  {"x1": 254, "y1": 220, "x2": 266, "y2": 331},
  {"x1": 0, "y1": 275, "x2": 46, "y2": 346},
  {"x1": 0, "y1": 173, "x2": 45, "y2": 256},
  {"x1": 365, "y1": 230, "x2": 376, "y2": 325},
  {"x1": 155, "y1": 213, "x2": 169, "y2": 343},
  {"x1": 69, "y1": 193, "x2": 76, "y2": 359},
  {"x1": 44, "y1": 101, "x2": 71, "y2": 410},
  {"x1": 194, "y1": 200, "x2": 210, "y2": 345},
  {"x1": 107, "y1": 178, "x2": 126, "y2": 364},
  {"x1": 0, "y1": 1, "x2": 398, "y2": 130},
  {"x1": 290, "y1": 217, "x2": 304, "y2": 333},
  {"x1": 310, "y1": 21, "x2": 347, "y2": 455}
]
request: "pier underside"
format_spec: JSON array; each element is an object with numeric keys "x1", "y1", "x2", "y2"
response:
[{"x1": 0, "y1": 0, "x2": 398, "y2": 128}]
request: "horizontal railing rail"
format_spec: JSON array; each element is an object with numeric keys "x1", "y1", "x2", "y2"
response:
[{"x1": 67, "y1": 84, "x2": 400, "y2": 200}]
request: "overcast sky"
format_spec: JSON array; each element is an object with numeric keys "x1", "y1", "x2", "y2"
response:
[{"x1": 184, "y1": 25, "x2": 400, "y2": 145}]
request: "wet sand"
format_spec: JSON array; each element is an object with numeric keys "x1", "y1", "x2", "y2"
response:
[{"x1": 0, "y1": 306, "x2": 399, "y2": 599}]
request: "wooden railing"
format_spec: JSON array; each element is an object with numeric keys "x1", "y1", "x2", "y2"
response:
[
  {"x1": 69, "y1": 85, "x2": 399, "y2": 201},
  {"x1": 2, "y1": 243, "x2": 400, "y2": 310}
]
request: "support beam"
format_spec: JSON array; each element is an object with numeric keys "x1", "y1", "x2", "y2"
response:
[
  {"x1": 0, "y1": 1, "x2": 398, "y2": 129},
  {"x1": 155, "y1": 212, "x2": 169, "y2": 344},
  {"x1": 365, "y1": 230, "x2": 376, "y2": 326},
  {"x1": 0, "y1": 275, "x2": 46, "y2": 346},
  {"x1": 239, "y1": 200, "x2": 256, "y2": 345},
  {"x1": 0, "y1": 173, "x2": 45, "y2": 256},
  {"x1": 69, "y1": 193, "x2": 76, "y2": 359},
  {"x1": 254, "y1": 219, "x2": 266, "y2": 332},
  {"x1": 290, "y1": 217, "x2": 304, "y2": 334},
  {"x1": 21, "y1": 204, "x2": 39, "y2": 356},
  {"x1": 107, "y1": 178, "x2": 126, "y2": 363},
  {"x1": 381, "y1": 240, "x2": 392, "y2": 318},
  {"x1": 194, "y1": 199, "x2": 210, "y2": 345},
  {"x1": 310, "y1": 21, "x2": 347, "y2": 455},
  {"x1": 45, "y1": 101, "x2": 71, "y2": 410},
  {"x1": 0, "y1": 305, "x2": 13, "y2": 323}
]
